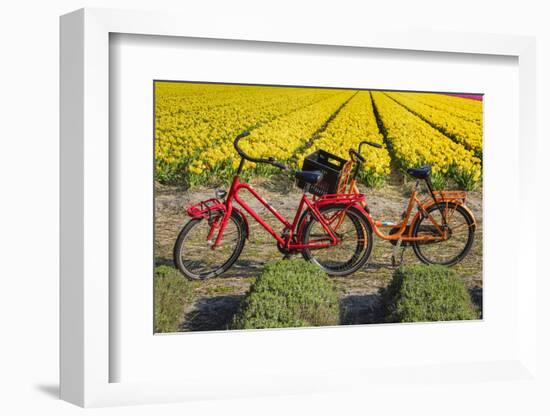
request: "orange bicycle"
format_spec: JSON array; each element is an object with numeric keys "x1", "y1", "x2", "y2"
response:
[{"x1": 337, "y1": 141, "x2": 477, "y2": 266}]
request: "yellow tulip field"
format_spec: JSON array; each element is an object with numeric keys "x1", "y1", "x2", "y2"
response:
[{"x1": 154, "y1": 82, "x2": 483, "y2": 190}]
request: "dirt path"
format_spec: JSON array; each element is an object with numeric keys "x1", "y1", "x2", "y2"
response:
[{"x1": 155, "y1": 175, "x2": 483, "y2": 331}]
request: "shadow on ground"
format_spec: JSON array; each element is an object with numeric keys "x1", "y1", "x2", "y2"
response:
[
  {"x1": 34, "y1": 384, "x2": 59, "y2": 399},
  {"x1": 180, "y1": 295, "x2": 243, "y2": 331},
  {"x1": 469, "y1": 287, "x2": 483, "y2": 318},
  {"x1": 339, "y1": 293, "x2": 385, "y2": 325}
]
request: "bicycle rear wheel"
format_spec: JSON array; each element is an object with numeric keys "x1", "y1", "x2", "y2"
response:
[
  {"x1": 411, "y1": 202, "x2": 475, "y2": 266},
  {"x1": 173, "y1": 211, "x2": 246, "y2": 280},
  {"x1": 300, "y1": 204, "x2": 373, "y2": 276}
]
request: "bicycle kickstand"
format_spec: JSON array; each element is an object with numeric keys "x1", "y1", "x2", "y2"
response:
[{"x1": 391, "y1": 239, "x2": 405, "y2": 267}]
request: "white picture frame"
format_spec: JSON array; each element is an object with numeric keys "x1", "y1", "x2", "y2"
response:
[{"x1": 60, "y1": 8, "x2": 537, "y2": 408}]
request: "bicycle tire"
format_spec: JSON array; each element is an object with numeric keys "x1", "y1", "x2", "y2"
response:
[
  {"x1": 300, "y1": 204, "x2": 373, "y2": 276},
  {"x1": 411, "y1": 202, "x2": 475, "y2": 266},
  {"x1": 173, "y1": 210, "x2": 246, "y2": 280}
]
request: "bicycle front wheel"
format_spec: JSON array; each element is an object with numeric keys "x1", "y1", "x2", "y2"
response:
[
  {"x1": 411, "y1": 202, "x2": 475, "y2": 266},
  {"x1": 173, "y1": 211, "x2": 246, "y2": 280},
  {"x1": 301, "y1": 204, "x2": 373, "y2": 276}
]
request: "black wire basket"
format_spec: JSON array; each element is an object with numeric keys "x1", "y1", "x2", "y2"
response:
[{"x1": 296, "y1": 150, "x2": 348, "y2": 196}]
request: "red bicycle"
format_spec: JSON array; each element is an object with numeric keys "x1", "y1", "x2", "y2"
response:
[{"x1": 173, "y1": 131, "x2": 373, "y2": 279}]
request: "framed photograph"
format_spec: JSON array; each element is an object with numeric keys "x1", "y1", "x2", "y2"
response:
[{"x1": 60, "y1": 8, "x2": 537, "y2": 407}]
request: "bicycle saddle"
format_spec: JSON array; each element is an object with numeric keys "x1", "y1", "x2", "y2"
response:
[
  {"x1": 406, "y1": 165, "x2": 431, "y2": 179},
  {"x1": 295, "y1": 170, "x2": 323, "y2": 184}
]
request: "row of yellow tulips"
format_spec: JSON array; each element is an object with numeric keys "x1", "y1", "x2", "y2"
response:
[
  {"x1": 296, "y1": 91, "x2": 391, "y2": 186},
  {"x1": 154, "y1": 83, "x2": 483, "y2": 190},
  {"x1": 371, "y1": 91, "x2": 481, "y2": 189},
  {"x1": 155, "y1": 83, "x2": 342, "y2": 166},
  {"x1": 384, "y1": 92, "x2": 482, "y2": 157}
]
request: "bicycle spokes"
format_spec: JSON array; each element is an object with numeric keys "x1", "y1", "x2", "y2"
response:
[
  {"x1": 174, "y1": 211, "x2": 246, "y2": 280},
  {"x1": 301, "y1": 205, "x2": 373, "y2": 275},
  {"x1": 412, "y1": 203, "x2": 475, "y2": 266}
]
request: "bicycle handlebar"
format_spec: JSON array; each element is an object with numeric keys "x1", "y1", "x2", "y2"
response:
[
  {"x1": 348, "y1": 141, "x2": 382, "y2": 166},
  {"x1": 349, "y1": 149, "x2": 365, "y2": 164},
  {"x1": 233, "y1": 131, "x2": 288, "y2": 171},
  {"x1": 358, "y1": 141, "x2": 382, "y2": 153}
]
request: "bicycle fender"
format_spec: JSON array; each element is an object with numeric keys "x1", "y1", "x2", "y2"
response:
[
  {"x1": 232, "y1": 207, "x2": 250, "y2": 239},
  {"x1": 457, "y1": 203, "x2": 477, "y2": 231},
  {"x1": 418, "y1": 201, "x2": 477, "y2": 232},
  {"x1": 187, "y1": 200, "x2": 249, "y2": 239},
  {"x1": 351, "y1": 203, "x2": 375, "y2": 227}
]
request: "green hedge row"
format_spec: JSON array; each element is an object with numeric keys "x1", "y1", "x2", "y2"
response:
[
  {"x1": 383, "y1": 264, "x2": 478, "y2": 323},
  {"x1": 154, "y1": 261, "x2": 478, "y2": 333},
  {"x1": 154, "y1": 265, "x2": 195, "y2": 333},
  {"x1": 231, "y1": 260, "x2": 339, "y2": 329}
]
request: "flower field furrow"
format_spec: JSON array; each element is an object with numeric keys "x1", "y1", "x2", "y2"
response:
[
  {"x1": 297, "y1": 91, "x2": 391, "y2": 186},
  {"x1": 190, "y1": 91, "x2": 356, "y2": 177},
  {"x1": 385, "y1": 92, "x2": 482, "y2": 157},
  {"x1": 371, "y1": 91, "x2": 481, "y2": 190}
]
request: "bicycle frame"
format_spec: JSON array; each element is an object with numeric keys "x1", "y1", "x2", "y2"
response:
[
  {"x1": 347, "y1": 178, "x2": 467, "y2": 242},
  {"x1": 187, "y1": 174, "x2": 366, "y2": 251},
  {"x1": 340, "y1": 142, "x2": 478, "y2": 244}
]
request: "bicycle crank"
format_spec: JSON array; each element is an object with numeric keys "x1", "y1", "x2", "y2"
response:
[{"x1": 277, "y1": 232, "x2": 299, "y2": 258}]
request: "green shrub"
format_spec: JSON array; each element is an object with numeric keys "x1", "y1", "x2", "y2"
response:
[
  {"x1": 154, "y1": 265, "x2": 195, "y2": 333},
  {"x1": 383, "y1": 264, "x2": 478, "y2": 323},
  {"x1": 155, "y1": 159, "x2": 187, "y2": 185},
  {"x1": 429, "y1": 173, "x2": 448, "y2": 190},
  {"x1": 231, "y1": 260, "x2": 339, "y2": 330},
  {"x1": 359, "y1": 170, "x2": 387, "y2": 188}
]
